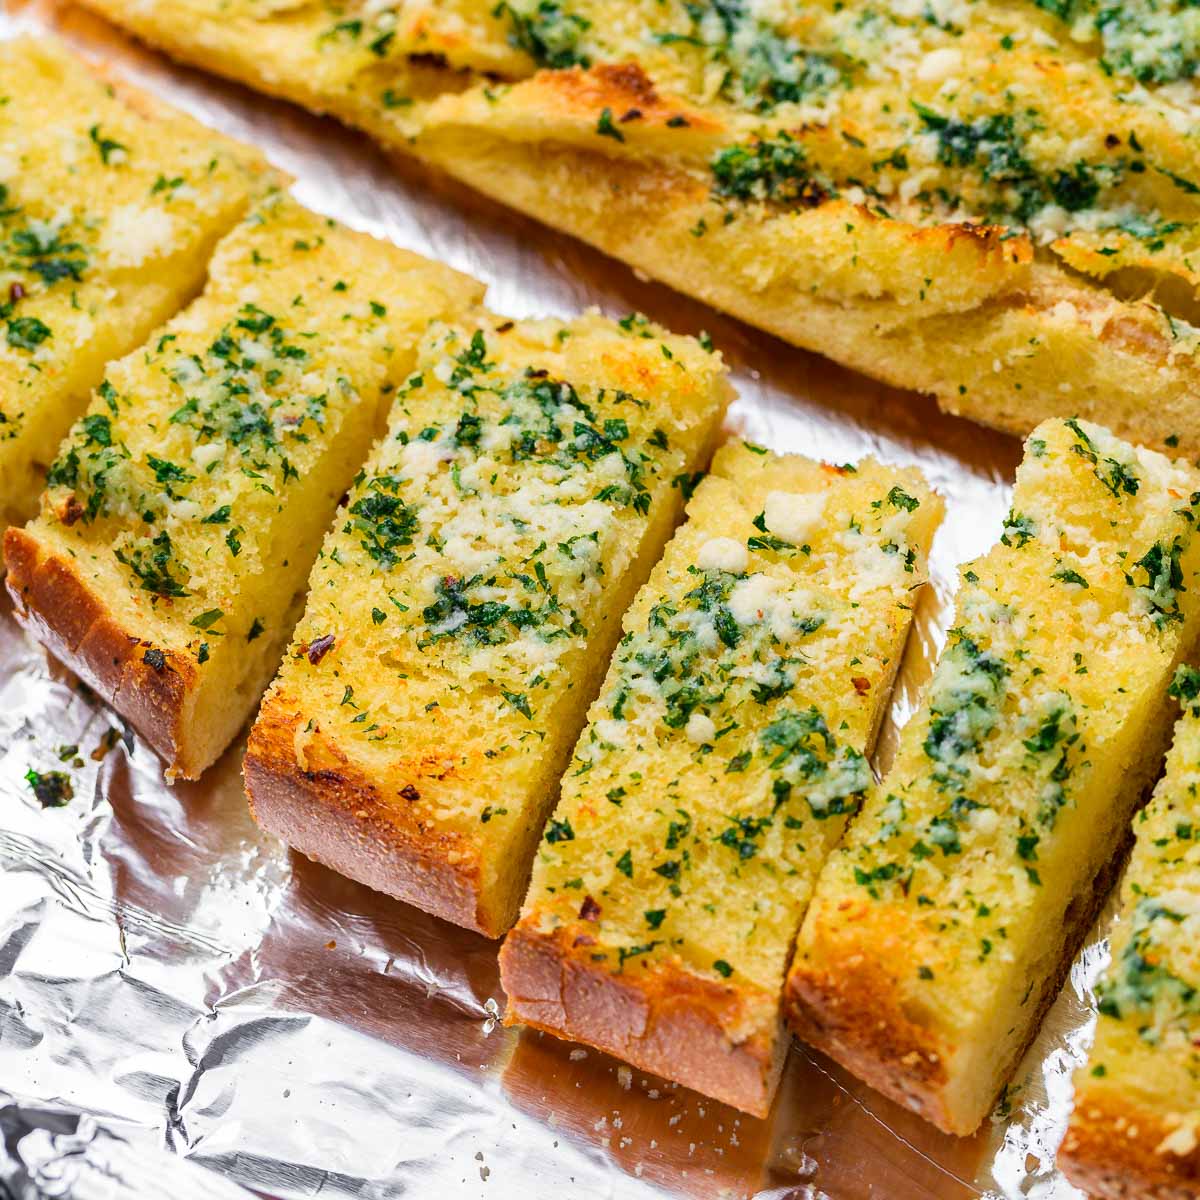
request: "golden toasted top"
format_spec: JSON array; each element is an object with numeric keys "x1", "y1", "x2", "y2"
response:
[
  {"x1": 523, "y1": 441, "x2": 941, "y2": 991},
  {"x1": 0, "y1": 36, "x2": 265, "y2": 435},
  {"x1": 284, "y1": 308, "x2": 727, "y2": 749},
  {"x1": 816, "y1": 418, "x2": 1200, "y2": 993},
  {"x1": 34, "y1": 193, "x2": 482, "y2": 645}
]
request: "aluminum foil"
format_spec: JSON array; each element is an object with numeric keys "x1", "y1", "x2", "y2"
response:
[{"x1": 0, "y1": 2, "x2": 1111, "y2": 1195}]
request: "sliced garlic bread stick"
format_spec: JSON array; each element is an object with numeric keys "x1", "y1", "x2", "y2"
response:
[
  {"x1": 244, "y1": 310, "x2": 731, "y2": 936},
  {"x1": 5, "y1": 194, "x2": 483, "y2": 778},
  {"x1": 1060, "y1": 663, "x2": 1200, "y2": 1200},
  {"x1": 789, "y1": 418, "x2": 1200, "y2": 1135},
  {"x1": 500, "y1": 441, "x2": 941, "y2": 1115},
  {"x1": 0, "y1": 35, "x2": 266, "y2": 528}
]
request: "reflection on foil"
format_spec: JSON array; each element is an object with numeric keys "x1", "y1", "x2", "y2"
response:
[
  {"x1": 1, "y1": 1, "x2": 1096, "y2": 1196},
  {"x1": 0, "y1": 1091, "x2": 256, "y2": 1199}
]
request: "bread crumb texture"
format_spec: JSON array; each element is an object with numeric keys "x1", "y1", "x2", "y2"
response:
[
  {"x1": 1060, "y1": 662, "x2": 1200, "y2": 1200},
  {"x1": 0, "y1": 35, "x2": 266, "y2": 528},
  {"x1": 4, "y1": 193, "x2": 483, "y2": 778},
  {"x1": 500, "y1": 440, "x2": 941, "y2": 1116},
  {"x1": 245, "y1": 309, "x2": 730, "y2": 937},
  {"x1": 78, "y1": 0, "x2": 1200, "y2": 452},
  {"x1": 788, "y1": 417, "x2": 1200, "y2": 1136}
]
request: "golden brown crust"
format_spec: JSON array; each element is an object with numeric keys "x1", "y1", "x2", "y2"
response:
[
  {"x1": 784, "y1": 924, "x2": 957, "y2": 1131},
  {"x1": 785, "y1": 827, "x2": 1129, "y2": 1136},
  {"x1": 244, "y1": 693, "x2": 494, "y2": 936},
  {"x1": 499, "y1": 922, "x2": 785, "y2": 1117},
  {"x1": 3, "y1": 527, "x2": 193, "y2": 771},
  {"x1": 1060, "y1": 1092, "x2": 1200, "y2": 1200}
]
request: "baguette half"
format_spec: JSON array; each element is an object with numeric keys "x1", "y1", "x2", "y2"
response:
[{"x1": 76, "y1": 0, "x2": 1200, "y2": 454}]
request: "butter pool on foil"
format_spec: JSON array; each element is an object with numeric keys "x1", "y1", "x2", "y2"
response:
[{"x1": 0, "y1": 3, "x2": 1107, "y2": 1197}]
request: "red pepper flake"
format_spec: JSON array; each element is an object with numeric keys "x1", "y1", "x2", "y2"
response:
[
  {"x1": 9, "y1": 281, "x2": 25, "y2": 303},
  {"x1": 61, "y1": 495, "x2": 84, "y2": 526},
  {"x1": 580, "y1": 895, "x2": 601, "y2": 922},
  {"x1": 305, "y1": 634, "x2": 335, "y2": 664},
  {"x1": 619, "y1": 107, "x2": 643, "y2": 123},
  {"x1": 399, "y1": 783, "x2": 420, "y2": 802},
  {"x1": 851, "y1": 676, "x2": 871, "y2": 695}
]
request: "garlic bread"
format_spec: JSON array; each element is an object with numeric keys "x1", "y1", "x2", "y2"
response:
[
  {"x1": 500, "y1": 441, "x2": 941, "y2": 1116},
  {"x1": 788, "y1": 418, "x2": 1200, "y2": 1136},
  {"x1": 4, "y1": 194, "x2": 484, "y2": 779},
  {"x1": 78, "y1": 0, "x2": 1200, "y2": 453},
  {"x1": 244, "y1": 310, "x2": 730, "y2": 937},
  {"x1": 0, "y1": 35, "x2": 265, "y2": 529},
  {"x1": 1060, "y1": 663, "x2": 1200, "y2": 1200}
]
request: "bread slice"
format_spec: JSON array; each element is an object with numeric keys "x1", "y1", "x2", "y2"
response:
[
  {"x1": 243, "y1": 310, "x2": 731, "y2": 937},
  {"x1": 787, "y1": 418, "x2": 1200, "y2": 1136},
  {"x1": 499, "y1": 441, "x2": 942, "y2": 1116},
  {"x1": 0, "y1": 35, "x2": 266, "y2": 529},
  {"x1": 1059, "y1": 663, "x2": 1200, "y2": 1200},
  {"x1": 77, "y1": 0, "x2": 1200, "y2": 454},
  {"x1": 4, "y1": 194, "x2": 484, "y2": 779}
]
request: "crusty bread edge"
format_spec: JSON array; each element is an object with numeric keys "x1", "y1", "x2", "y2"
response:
[
  {"x1": 499, "y1": 922, "x2": 785, "y2": 1117},
  {"x1": 244, "y1": 696, "x2": 493, "y2": 936},
  {"x1": 1060, "y1": 1089, "x2": 1200, "y2": 1200},
  {"x1": 785, "y1": 818, "x2": 1132, "y2": 1137},
  {"x1": 3, "y1": 527, "x2": 196, "y2": 770}
]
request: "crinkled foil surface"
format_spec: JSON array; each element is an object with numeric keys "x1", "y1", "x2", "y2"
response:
[{"x1": 0, "y1": 3, "x2": 1111, "y2": 1196}]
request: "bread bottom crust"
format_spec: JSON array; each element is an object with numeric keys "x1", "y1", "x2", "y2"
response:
[
  {"x1": 1060, "y1": 1093, "x2": 1200, "y2": 1200},
  {"x1": 4, "y1": 527, "x2": 192, "y2": 773},
  {"x1": 244, "y1": 704, "x2": 495, "y2": 937},
  {"x1": 500, "y1": 924, "x2": 786, "y2": 1118}
]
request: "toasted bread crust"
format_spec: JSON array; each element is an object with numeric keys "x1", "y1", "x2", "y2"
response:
[
  {"x1": 244, "y1": 694, "x2": 492, "y2": 935},
  {"x1": 786, "y1": 822, "x2": 1129, "y2": 1136},
  {"x1": 500, "y1": 923, "x2": 785, "y2": 1117},
  {"x1": 4, "y1": 527, "x2": 193, "y2": 772},
  {"x1": 784, "y1": 939, "x2": 954, "y2": 1130},
  {"x1": 1060, "y1": 1091, "x2": 1200, "y2": 1200}
]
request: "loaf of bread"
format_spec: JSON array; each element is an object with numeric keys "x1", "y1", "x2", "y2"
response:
[
  {"x1": 788, "y1": 418, "x2": 1200, "y2": 1136},
  {"x1": 1059, "y1": 663, "x2": 1200, "y2": 1200},
  {"x1": 4, "y1": 194, "x2": 484, "y2": 779},
  {"x1": 244, "y1": 310, "x2": 730, "y2": 937},
  {"x1": 78, "y1": 0, "x2": 1200, "y2": 453},
  {"x1": 499, "y1": 441, "x2": 941, "y2": 1116},
  {"x1": 0, "y1": 35, "x2": 264, "y2": 530}
]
